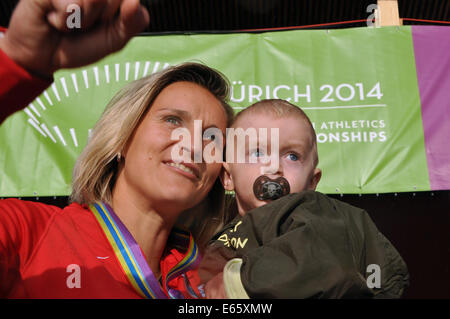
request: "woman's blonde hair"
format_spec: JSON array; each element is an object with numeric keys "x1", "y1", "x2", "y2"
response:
[{"x1": 70, "y1": 62, "x2": 235, "y2": 249}]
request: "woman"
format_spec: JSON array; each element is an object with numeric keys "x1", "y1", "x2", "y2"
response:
[{"x1": 0, "y1": 62, "x2": 235, "y2": 298}]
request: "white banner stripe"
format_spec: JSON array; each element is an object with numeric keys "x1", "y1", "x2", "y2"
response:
[
  {"x1": 233, "y1": 104, "x2": 387, "y2": 111},
  {"x1": 152, "y1": 62, "x2": 160, "y2": 73},
  {"x1": 115, "y1": 63, "x2": 120, "y2": 82},
  {"x1": 44, "y1": 91, "x2": 53, "y2": 106},
  {"x1": 135, "y1": 61, "x2": 140, "y2": 80},
  {"x1": 82, "y1": 70, "x2": 89, "y2": 88},
  {"x1": 53, "y1": 126, "x2": 67, "y2": 146},
  {"x1": 36, "y1": 97, "x2": 46, "y2": 110},
  {"x1": 71, "y1": 73, "x2": 79, "y2": 93},
  {"x1": 29, "y1": 103, "x2": 41, "y2": 117},
  {"x1": 301, "y1": 104, "x2": 387, "y2": 110},
  {"x1": 51, "y1": 83, "x2": 61, "y2": 101},
  {"x1": 41, "y1": 124, "x2": 56, "y2": 143},
  {"x1": 143, "y1": 61, "x2": 150, "y2": 77},
  {"x1": 93, "y1": 66, "x2": 100, "y2": 86},
  {"x1": 70, "y1": 128, "x2": 78, "y2": 147},
  {"x1": 104, "y1": 65, "x2": 110, "y2": 83},
  {"x1": 60, "y1": 77, "x2": 69, "y2": 97},
  {"x1": 28, "y1": 119, "x2": 46, "y2": 137},
  {"x1": 41, "y1": 123, "x2": 56, "y2": 143},
  {"x1": 24, "y1": 108, "x2": 39, "y2": 124},
  {"x1": 125, "y1": 62, "x2": 130, "y2": 81}
]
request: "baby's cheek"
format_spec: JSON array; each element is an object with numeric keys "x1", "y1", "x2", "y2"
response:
[
  {"x1": 236, "y1": 180, "x2": 255, "y2": 202},
  {"x1": 285, "y1": 169, "x2": 310, "y2": 193}
]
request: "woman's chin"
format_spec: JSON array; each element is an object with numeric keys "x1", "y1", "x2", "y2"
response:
[{"x1": 157, "y1": 188, "x2": 201, "y2": 208}]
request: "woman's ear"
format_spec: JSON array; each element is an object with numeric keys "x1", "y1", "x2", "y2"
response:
[
  {"x1": 220, "y1": 163, "x2": 235, "y2": 191},
  {"x1": 308, "y1": 168, "x2": 322, "y2": 190},
  {"x1": 118, "y1": 140, "x2": 129, "y2": 163}
]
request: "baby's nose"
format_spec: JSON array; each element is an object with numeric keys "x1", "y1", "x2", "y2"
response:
[{"x1": 260, "y1": 157, "x2": 283, "y2": 175}]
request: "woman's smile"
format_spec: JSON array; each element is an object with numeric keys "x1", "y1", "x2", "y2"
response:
[{"x1": 163, "y1": 160, "x2": 200, "y2": 180}]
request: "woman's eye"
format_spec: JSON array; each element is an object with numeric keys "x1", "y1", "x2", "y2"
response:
[
  {"x1": 204, "y1": 133, "x2": 216, "y2": 141},
  {"x1": 250, "y1": 149, "x2": 264, "y2": 157},
  {"x1": 287, "y1": 153, "x2": 299, "y2": 161},
  {"x1": 165, "y1": 116, "x2": 181, "y2": 126}
]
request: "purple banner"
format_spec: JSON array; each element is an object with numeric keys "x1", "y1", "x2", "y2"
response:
[{"x1": 412, "y1": 26, "x2": 450, "y2": 190}]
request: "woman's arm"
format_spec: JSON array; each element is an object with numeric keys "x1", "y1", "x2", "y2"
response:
[
  {"x1": 0, "y1": 199, "x2": 58, "y2": 297},
  {"x1": 0, "y1": 0, "x2": 149, "y2": 124},
  {"x1": 0, "y1": 46, "x2": 52, "y2": 124}
]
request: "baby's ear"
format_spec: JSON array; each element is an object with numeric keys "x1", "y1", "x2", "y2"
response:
[
  {"x1": 220, "y1": 163, "x2": 235, "y2": 191},
  {"x1": 308, "y1": 168, "x2": 322, "y2": 191}
]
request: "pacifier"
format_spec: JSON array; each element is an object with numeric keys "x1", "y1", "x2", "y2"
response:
[{"x1": 253, "y1": 175, "x2": 290, "y2": 201}]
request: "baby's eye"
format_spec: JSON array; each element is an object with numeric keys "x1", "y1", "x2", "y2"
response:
[
  {"x1": 165, "y1": 116, "x2": 181, "y2": 126},
  {"x1": 286, "y1": 153, "x2": 299, "y2": 161}
]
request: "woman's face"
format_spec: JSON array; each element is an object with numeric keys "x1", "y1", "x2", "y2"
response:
[{"x1": 117, "y1": 81, "x2": 228, "y2": 215}]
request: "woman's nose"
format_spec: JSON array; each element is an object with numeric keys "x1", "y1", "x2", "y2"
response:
[
  {"x1": 190, "y1": 129, "x2": 203, "y2": 163},
  {"x1": 173, "y1": 123, "x2": 203, "y2": 163},
  {"x1": 178, "y1": 143, "x2": 202, "y2": 164}
]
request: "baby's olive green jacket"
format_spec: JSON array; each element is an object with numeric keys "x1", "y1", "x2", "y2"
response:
[{"x1": 200, "y1": 191, "x2": 409, "y2": 298}]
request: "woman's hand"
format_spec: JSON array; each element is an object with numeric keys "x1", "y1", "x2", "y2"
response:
[{"x1": 0, "y1": 0, "x2": 149, "y2": 78}]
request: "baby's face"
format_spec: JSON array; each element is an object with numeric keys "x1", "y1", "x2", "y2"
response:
[{"x1": 222, "y1": 113, "x2": 321, "y2": 216}]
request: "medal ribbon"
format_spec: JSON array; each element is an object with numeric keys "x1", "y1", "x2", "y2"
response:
[
  {"x1": 164, "y1": 228, "x2": 202, "y2": 298},
  {"x1": 90, "y1": 202, "x2": 167, "y2": 299}
]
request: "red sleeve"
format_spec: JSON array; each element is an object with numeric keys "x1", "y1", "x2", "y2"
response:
[
  {"x1": 0, "y1": 28, "x2": 52, "y2": 125},
  {"x1": 0, "y1": 199, "x2": 59, "y2": 297}
]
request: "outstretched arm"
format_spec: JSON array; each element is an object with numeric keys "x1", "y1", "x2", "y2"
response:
[{"x1": 0, "y1": 0, "x2": 149, "y2": 123}]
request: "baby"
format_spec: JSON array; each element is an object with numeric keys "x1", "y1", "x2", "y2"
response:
[
  {"x1": 222, "y1": 99, "x2": 321, "y2": 217},
  {"x1": 199, "y1": 99, "x2": 409, "y2": 299}
]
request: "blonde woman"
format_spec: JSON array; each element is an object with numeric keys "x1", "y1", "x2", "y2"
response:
[{"x1": 0, "y1": 63, "x2": 234, "y2": 298}]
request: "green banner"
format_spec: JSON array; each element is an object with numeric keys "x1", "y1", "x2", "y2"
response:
[{"x1": 0, "y1": 26, "x2": 430, "y2": 196}]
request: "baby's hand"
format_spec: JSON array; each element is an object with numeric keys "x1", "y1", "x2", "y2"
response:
[{"x1": 204, "y1": 272, "x2": 227, "y2": 299}]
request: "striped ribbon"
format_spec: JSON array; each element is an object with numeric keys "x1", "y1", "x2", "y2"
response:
[
  {"x1": 90, "y1": 202, "x2": 203, "y2": 299},
  {"x1": 90, "y1": 202, "x2": 167, "y2": 298},
  {"x1": 164, "y1": 228, "x2": 202, "y2": 298}
]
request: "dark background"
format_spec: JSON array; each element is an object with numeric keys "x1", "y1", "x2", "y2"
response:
[
  {"x1": 1, "y1": 0, "x2": 449, "y2": 299},
  {"x1": 1, "y1": 0, "x2": 450, "y2": 31}
]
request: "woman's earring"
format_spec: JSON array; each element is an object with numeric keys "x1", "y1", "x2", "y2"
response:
[
  {"x1": 117, "y1": 153, "x2": 122, "y2": 162},
  {"x1": 225, "y1": 190, "x2": 235, "y2": 197}
]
